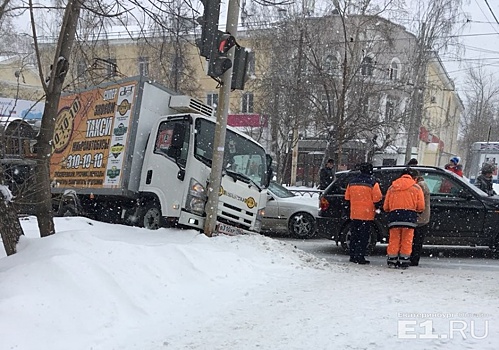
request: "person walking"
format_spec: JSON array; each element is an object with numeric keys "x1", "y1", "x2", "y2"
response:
[
  {"x1": 344, "y1": 163, "x2": 382, "y2": 265},
  {"x1": 319, "y1": 158, "x2": 335, "y2": 190},
  {"x1": 444, "y1": 156, "x2": 463, "y2": 177},
  {"x1": 410, "y1": 172, "x2": 431, "y2": 266},
  {"x1": 383, "y1": 167, "x2": 425, "y2": 269},
  {"x1": 475, "y1": 163, "x2": 496, "y2": 196}
]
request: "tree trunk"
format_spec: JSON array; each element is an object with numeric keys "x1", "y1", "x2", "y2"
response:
[
  {"x1": 0, "y1": 197, "x2": 24, "y2": 256},
  {"x1": 32, "y1": 0, "x2": 82, "y2": 237}
]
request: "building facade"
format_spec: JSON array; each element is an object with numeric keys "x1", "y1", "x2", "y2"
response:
[{"x1": 3, "y1": 13, "x2": 463, "y2": 185}]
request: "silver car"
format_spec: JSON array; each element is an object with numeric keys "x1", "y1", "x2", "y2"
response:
[{"x1": 261, "y1": 181, "x2": 318, "y2": 238}]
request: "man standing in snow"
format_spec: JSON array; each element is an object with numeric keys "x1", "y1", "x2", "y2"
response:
[
  {"x1": 319, "y1": 159, "x2": 335, "y2": 190},
  {"x1": 344, "y1": 163, "x2": 382, "y2": 265},
  {"x1": 383, "y1": 167, "x2": 425, "y2": 269},
  {"x1": 474, "y1": 163, "x2": 496, "y2": 196}
]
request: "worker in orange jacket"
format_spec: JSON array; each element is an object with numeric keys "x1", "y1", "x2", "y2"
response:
[
  {"x1": 345, "y1": 163, "x2": 382, "y2": 264},
  {"x1": 383, "y1": 167, "x2": 425, "y2": 268}
]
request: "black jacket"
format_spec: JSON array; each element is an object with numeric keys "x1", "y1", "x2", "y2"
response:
[
  {"x1": 319, "y1": 167, "x2": 335, "y2": 190},
  {"x1": 475, "y1": 175, "x2": 496, "y2": 196}
]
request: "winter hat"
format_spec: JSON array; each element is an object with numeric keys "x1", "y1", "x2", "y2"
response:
[
  {"x1": 481, "y1": 163, "x2": 494, "y2": 175},
  {"x1": 450, "y1": 156, "x2": 460, "y2": 165},
  {"x1": 358, "y1": 162, "x2": 374, "y2": 175}
]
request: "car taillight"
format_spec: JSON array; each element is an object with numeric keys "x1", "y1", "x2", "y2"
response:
[{"x1": 319, "y1": 197, "x2": 329, "y2": 211}]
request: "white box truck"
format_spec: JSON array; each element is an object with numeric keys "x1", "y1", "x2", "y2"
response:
[{"x1": 50, "y1": 76, "x2": 271, "y2": 233}]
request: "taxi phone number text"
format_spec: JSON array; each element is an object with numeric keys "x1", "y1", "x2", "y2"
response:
[{"x1": 66, "y1": 153, "x2": 105, "y2": 169}]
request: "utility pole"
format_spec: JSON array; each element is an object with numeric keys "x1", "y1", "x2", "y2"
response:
[
  {"x1": 203, "y1": 0, "x2": 240, "y2": 237},
  {"x1": 405, "y1": 22, "x2": 427, "y2": 164},
  {"x1": 290, "y1": 16, "x2": 305, "y2": 186}
]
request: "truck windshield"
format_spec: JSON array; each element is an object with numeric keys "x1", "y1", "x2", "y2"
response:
[{"x1": 194, "y1": 118, "x2": 268, "y2": 187}]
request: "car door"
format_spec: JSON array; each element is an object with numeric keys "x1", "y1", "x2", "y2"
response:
[
  {"x1": 262, "y1": 192, "x2": 288, "y2": 232},
  {"x1": 423, "y1": 171, "x2": 486, "y2": 241}
]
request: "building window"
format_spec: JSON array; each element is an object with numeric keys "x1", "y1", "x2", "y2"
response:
[
  {"x1": 385, "y1": 99, "x2": 395, "y2": 121},
  {"x1": 361, "y1": 56, "x2": 373, "y2": 76},
  {"x1": 138, "y1": 57, "x2": 149, "y2": 76},
  {"x1": 318, "y1": 91, "x2": 334, "y2": 113},
  {"x1": 106, "y1": 58, "x2": 117, "y2": 77},
  {"x1": 207, "y1": 93, "x2": 218, "y2": 108},
  {"x1": 242, "y1": 92, "x2": 254, "y2": 113},
  {"x1": 324, "y1": 54, "x2": 339, "y2": 75},
  {"x1": 390, "y1": 60, "x2": 399, "y2": 80},
  {"x1": 360, "y1": 96, "x2": 369, "y2": 116}
]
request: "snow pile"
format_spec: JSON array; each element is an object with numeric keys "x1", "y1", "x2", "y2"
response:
[{"x1": 0, "y1": 217, "x2": 498, "y2": 350}]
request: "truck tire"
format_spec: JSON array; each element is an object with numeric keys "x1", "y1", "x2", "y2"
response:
[
  {"x1": 59, "y1": 204, "x2": 78, "y2": 217},
  {"x1": 340, "y1": 223, "x2": 377, "y2": 254},
  {"x1": 139, "y1": 202, "x2": 162, "y2": 230}
]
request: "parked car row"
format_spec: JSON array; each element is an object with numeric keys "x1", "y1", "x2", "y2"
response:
[{"x1": 317, "y1": 165, "x2": 499, "y2": 256}]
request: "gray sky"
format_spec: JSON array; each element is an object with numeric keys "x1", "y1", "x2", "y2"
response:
[{"x1": 436, "y1": 0, "x2": 499, "y2": 94}]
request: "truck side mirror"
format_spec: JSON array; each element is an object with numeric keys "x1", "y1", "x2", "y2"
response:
[{"x1": 166, "y1": 123, "x2": 186, "y2": 160}]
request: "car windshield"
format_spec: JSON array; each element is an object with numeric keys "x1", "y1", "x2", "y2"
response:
[{"x1": 268, "y1": 181, "x2": 296, "y2": 198}]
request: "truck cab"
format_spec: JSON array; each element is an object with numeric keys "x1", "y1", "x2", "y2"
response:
[{"x1": 140, "y1": 113, "x2": 270, "y2": 233}]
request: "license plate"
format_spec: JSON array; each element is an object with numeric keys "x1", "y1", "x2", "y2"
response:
[{"x1": 216, "y1": 222, "x2": 244, "y2": 236}]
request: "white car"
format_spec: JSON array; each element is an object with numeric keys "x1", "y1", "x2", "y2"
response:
[{"x1": 261, "y1": 181, "x2": 319, "y2": 238}]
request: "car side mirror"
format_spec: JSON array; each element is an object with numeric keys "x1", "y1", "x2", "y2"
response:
[{"x1": 457, "y1": 189, "x2": 474, "y2": 200}]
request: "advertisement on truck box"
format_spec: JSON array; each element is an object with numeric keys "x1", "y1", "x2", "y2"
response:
[{"x1": 50, "y1": 81, "x2": 138, "y2": 189}]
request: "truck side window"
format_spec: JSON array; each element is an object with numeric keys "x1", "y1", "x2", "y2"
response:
[{"x1": 154, "y1": 120, "x2": 189, "y2": 166}]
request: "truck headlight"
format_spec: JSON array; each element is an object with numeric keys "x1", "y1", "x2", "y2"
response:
[
  {"x1": 186, "y1": 178, "x2": 207, "y2": 215},
  {"x1": 254, "y1": 208, "x2": 265, "y2": 232}
]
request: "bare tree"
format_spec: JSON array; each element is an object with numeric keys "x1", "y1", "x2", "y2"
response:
[
  {"x1": 402, "y1": 0, "x2": 464, "y2": 162},
  {"x1": 0, "y1": 0, "x2": 27, "y2": 255},
  {"x1": 460, "y1": 66, "x2": 499, "y2": 172},
  {"x1": 250, "y1": 0, "x2": 410, "y2": 181}
]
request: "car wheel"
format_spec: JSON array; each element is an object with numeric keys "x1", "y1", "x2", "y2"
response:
[
  {"x1": 139, "y1": 202, "x2": 162, "y2": 230},
  {"x1": 288, "y1": 212, "x2": 316, "y2": 238},
  {"x1": 340, "y1": 223, "x2": 377, "y2": 254}
]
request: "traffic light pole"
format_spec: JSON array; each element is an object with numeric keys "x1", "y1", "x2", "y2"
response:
[{"x1": 203, "y1": 0, "x2": 240, "y2": 237}]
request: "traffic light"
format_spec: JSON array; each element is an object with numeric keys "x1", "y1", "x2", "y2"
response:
[
  {"x1": 196, "y1": 0, "x2": 221, "y2": 59},
  {"x1": 231, "y1": 47, "x2": 250, "y2": 90},
  {"x1": 208, "y1": 32, "x2": 237, "y2": 78}
]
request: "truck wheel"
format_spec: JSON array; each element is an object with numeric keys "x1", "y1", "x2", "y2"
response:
[
  {"x1": 491, "y1": 235, "x2": 499, "y2": 259},
  {"x1": 139, "y1": 202, "x2": 162, "y2": 230},
  {"x1": 59, "y1": 204, "x2": 78, "y2": 217},
  {"x1": 340, "y1": 223, "x2": 376, "y2": 254}
]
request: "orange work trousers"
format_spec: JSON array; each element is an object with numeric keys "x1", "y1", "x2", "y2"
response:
[{"x1": 387, "y1": 227, "x2": 414, "y2": 258}]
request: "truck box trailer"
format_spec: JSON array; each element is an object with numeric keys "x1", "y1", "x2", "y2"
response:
[{"x1": 50, "y1": 76, "x2": 270, "y2": 233}]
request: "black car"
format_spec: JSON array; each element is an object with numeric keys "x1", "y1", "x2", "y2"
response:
[{"x1": 318, "y1": 165, "x2": 499, "y2": 255}]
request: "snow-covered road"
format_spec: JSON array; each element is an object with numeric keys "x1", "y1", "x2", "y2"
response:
[{"x1": 277, "y1": 238, "x2": 499, "y2": 271}]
